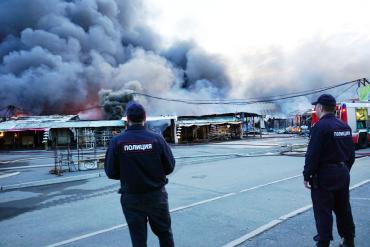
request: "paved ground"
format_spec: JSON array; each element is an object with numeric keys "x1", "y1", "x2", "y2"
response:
[
  {"x1": 0, "y1": 135, "x2": 305, "y2": 189},
  {"x1": 0, "y1": 136, "x2": 369, "y2": 247},
  {"x1": 244, "y1": 183, "x2": 370, "y2": 247}
]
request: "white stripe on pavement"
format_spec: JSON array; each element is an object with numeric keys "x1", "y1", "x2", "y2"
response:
[
  {"x1": 0, "y1": 152, "x2": 279, "y2": 171},
  {"x1": 170, "y1": 193, "x2": 237, "y2": 213},
  {"x1": 1, "y1": 173, "x2": 101, "y2": 191},
  {"x1": 0, "y1": 172, "x2": 20, "y2": 179},
  {"x1": 0, "y1": 164, "x2": 55, "y2": 171},
  {"x1": 0, "y1": 157, "x2": 54, "y2": 164},
  {"x1": 46, "y1": 224, "x2": 127, "y2": 247},
  {"x1": 46, "y1": 174, "x2": 302, "y2": 247},
  {"x1": 351, "y1": 197, "x2": 370, "y2": 201},
  {"x1": 356, "y1": 156, "x2": 368, "y2": 161},
  {"x1": 349, "y1": 179, "x2": 370, "y2": 190},
  {"x1": 222, "y1": 179, "x2": 370, "y2": 247},
  {"x1": 239, "y1": 175, "x2": 302, "y2": 193},
  {"x1": 223, "y1": 220, "x2": 282, "y2": 247}
]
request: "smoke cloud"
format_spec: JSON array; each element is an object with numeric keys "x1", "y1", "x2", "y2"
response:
[
  {"x1": 0, "y1": 0, "x2": 233, "y2": 119},
  {"x1": 236, "y1": 34, "x2": 370, "y2": 114},
  {"x1": 0, "y1": 0, "x2": 367, "y2": 119},
  {"x1": 99, "y1": 88, "x2": 134, "y2": 120}
]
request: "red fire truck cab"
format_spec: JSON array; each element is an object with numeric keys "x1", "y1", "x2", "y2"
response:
[{"x1": 312, "y1": 102, "x2": 370, "y2": 149}]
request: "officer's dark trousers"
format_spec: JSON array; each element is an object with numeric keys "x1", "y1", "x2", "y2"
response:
[
  {"x1": 121, "y1": 187, "x2": 174, "y2": 247},
  {"x1": 311, "y1": 165, "x2": 355, "y2": 241}
]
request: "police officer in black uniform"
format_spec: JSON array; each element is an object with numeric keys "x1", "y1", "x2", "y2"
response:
[
  {"x1": 304, "y1": 94, "x2": 355, "y2": 247},
  {"x1": 105, "y1": 102, "x2": 175, "y2": 247}
]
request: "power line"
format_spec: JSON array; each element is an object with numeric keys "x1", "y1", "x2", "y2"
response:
[
  {"x1": 130, "y1": 78, "x2": 362, "y2": 105},
  {"x1": 335, "y1": 83, "x2": 357, "y2": 100},
  {"x1": 0, "y1": 78, "x2": 364, "y2": 114},
  {"x1": 242, "y1": 79, "x2": 360, "y2": 101}
]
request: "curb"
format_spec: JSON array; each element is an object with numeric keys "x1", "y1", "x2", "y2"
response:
[{"x1": 0, "y1": 172, "x2": 107, "y2": 191}]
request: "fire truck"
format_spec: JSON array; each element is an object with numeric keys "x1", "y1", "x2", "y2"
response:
[{"x1": 312, "y1": 101, "x2": 370, "y2": 149}]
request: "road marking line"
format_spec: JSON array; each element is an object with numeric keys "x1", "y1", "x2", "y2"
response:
[
  {"x1": 1, "y1": 152, "x2": 281, "y2": 171},
  {"x1": 351, "y1": 197, "x2": 370, "y2": 201},
  {"x1": 1, "y1": 173, "x2": 101, "y2": 191},
  {"x1": 239, "y1": 175, "x2": 302, "y2": 193},
  {"x1": 350, "y1": 179, "x2": 370, "y2": 189},
  {"x1": 46, "y1": 174, "x2": 302, "y2": 247},
  {"x1": 223, "y1": 220, "x2": 282, "y2": 247},
  {"x1": 356, "y1": 156, "x2": 370, "y2": 161},
  {"x1": 174, "y1": 152, "x2": 279, "y2": 159},
  {"x1": 0, "y1": 157, "x2": 54, "y2": 164},
  {"x1": 170, "y1": 193, "x2": 237, "y2": 213},
  {"x1": 46, "y1": 224, "x2": 127, "y2": 247},
  {"x1": 46, "y1": 195, "x2": 247, "y2": 247},
  {"x1": 0, "y1": 164, "x2": 55, "y2": 171},
  {"x1": 0, "y1": 172, "x2": 20, "y2": 179},
  {"x1": 222, "y1": 178, "x2": 370, "y2": 247},
  {"x1": 170, "y1": 174, "x2": 301, "y2": 213},
  {"x1": 278, "y1": 204, "x2": 313, "y2": 221}
]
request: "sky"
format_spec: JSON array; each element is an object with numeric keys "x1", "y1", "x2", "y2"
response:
[
  {"x1": 147, "y1": 0, "x2": 370, "y2": 60},
  {"x1": 1, "y1": 0, "x2": 370, "y2": 118},
  {"x1": 145, "y1": 0, "x2": 370, "y2": 105}
]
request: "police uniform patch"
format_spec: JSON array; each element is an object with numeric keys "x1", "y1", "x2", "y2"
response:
[
  {"x1": 122, "y1": 142, "x2": 154, "y2": 153},
  {"x1": 333, "y1": 130, "x2": 351, "y2": 138}
]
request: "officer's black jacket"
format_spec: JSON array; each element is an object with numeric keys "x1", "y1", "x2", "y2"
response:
[
  {"x1": 303, "y1": 113, "x2": 355, "y2": 181},
  {"x1": 104, "y1": 124, "x2": 175, "y2": 194}
]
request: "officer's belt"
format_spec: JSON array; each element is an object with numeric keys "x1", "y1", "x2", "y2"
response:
[
  {"x1": 118, "y1": 185, "x2": 165, "y2": 195},
  {"x1": 321, "y1": 161, "x2": 345, "y2": 168}
]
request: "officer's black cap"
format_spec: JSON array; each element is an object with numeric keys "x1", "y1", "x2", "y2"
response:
[
  {"x1": 312, "y1": 94, "x2": 336, "y2": 106},
  {"x1": 126, "y1": 102, "x2": 146, "y2": 122}
]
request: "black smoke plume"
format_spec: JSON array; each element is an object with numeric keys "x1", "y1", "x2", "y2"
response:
[{"x1": 0, "y1": 0, "x2": 232, "y2": 119}]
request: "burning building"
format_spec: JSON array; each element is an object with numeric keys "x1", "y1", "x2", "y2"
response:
[
  {"x1": 122, "y1": 116, "x2": 178, "y2": 143},
  {"x1": 0, "y1": 115, "x2": 125, "y2": 149},
  {"x1": 0, "y1": 113, "x2": 181, "y2": 149},
  {"x1": 0, "y1": 115, "x2": 79, "y2": 149},
  {"x1": 176, "y1": 112, "x2": 263, "y2": 143}
]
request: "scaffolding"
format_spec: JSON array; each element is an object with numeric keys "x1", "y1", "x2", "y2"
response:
[
  {"x1": 51, "y1": 145, "x2": 77, "y2": 176},
  {"x1": 51, "y1": 127, "x2": 123, "y2": 176},
  {"x1": 75, "y1": 127, "x2": 123, "y2": 171},
  {"x1": 76, "y1": 128, "x2": 98, "y2": 171}
]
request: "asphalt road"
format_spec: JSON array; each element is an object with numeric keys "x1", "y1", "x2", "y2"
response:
[
  {"x1": 243, "y1": 182, "x2": 370, "y2": 247},
  {"x1": 0, "y1": 136, "x2": 369, "y2": 247}
]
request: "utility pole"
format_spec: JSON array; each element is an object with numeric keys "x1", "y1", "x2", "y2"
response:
[{"x1": 357, "y1": 78, "x2": 370, "y2": 87}]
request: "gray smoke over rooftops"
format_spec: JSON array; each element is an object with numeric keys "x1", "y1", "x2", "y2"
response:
[
  {"x1": 0, "y1": 0, "x2": 367, "y2": 119},
  {"x1": 0, "y1": 0, "x2": 232, "y2": 119}
]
